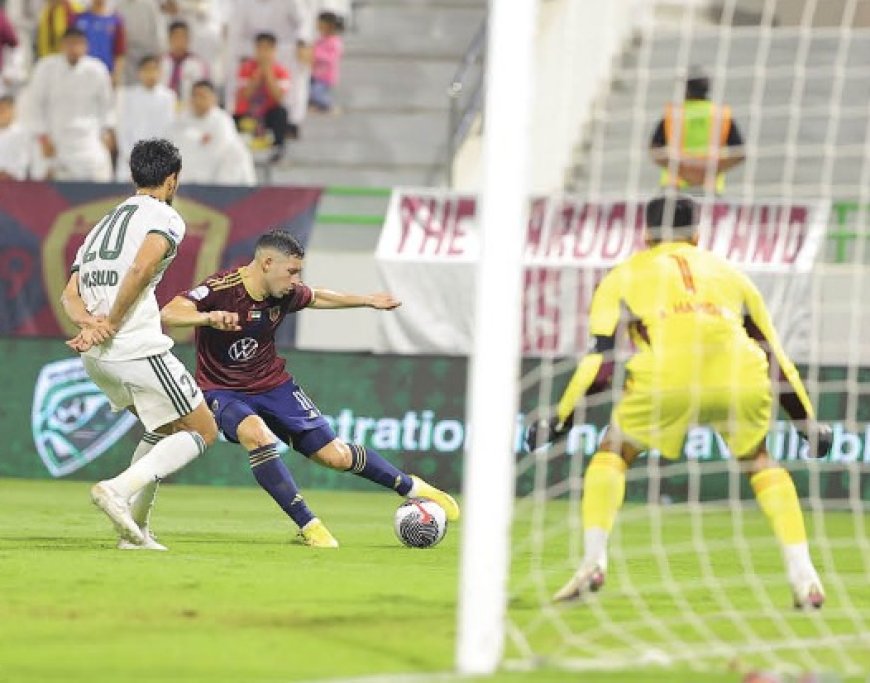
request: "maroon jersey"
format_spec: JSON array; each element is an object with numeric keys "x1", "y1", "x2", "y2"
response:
[{"x1": 183, "y1": 268, "x2": 313, "y2": 393}]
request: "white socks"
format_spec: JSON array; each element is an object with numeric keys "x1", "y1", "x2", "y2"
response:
[
  {"x1": 783, "y1": 542, "x2": 818, "y2": 584},
  {"x1": 583, "y1": 527, "x2": 609, "y2": 569},
  {"x1": 128, "y1": 432, "x2": 164, "y2": 528},
  {"x1": 107, "y1": 431, "x2": 206, "y2": 500}
]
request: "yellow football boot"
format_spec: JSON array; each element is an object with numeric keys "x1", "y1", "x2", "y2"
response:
[
  {"x1": 410, "y1": 475, "x2": 460, "y2": 522},
  {"x1": 299, "y1": 518, "x2": 339, "y2": 548}
]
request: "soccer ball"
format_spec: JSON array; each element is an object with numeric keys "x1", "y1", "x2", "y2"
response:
[{"x1": 394, "y1": 498, "x2": 448, "y2": 548}]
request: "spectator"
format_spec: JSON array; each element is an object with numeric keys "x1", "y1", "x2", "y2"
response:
[
  {"x1": 170, "y1": 79, "x2": 255, "y2": 185},
  {"x1": 234, "y1": 32, "x2": 290, "y2": 159},
  {"x1": 649, "y1": 68, "x2": 745, "y2": 194},
  {"x1": 36, "y1": 0, "x2": 82, "y2": 59},
  {"x1": 227, "y1": 0, "x2": 316, "y2": 138},
  {"x1": 0, "y1": 94, "x2": 31, "y2": 179},
  {"x1": 74, "y1": 0, "x2": 126, "y2": 86},
  {"x1": 309, "y1": 11, "x2": 343, "y2": 113},
  {"x1": 116, "y1": 55, "x2": 176, "y2": 181},
  {"x1": 114, "y1": 0, "x2": 165, "y2": 85},
  {"x1": 29, "y1": 26, "x2": 115, "y2": 181},
  {"x1": 160, "y1": 20, "x2": 208, "y2": 111},
  {"x1": 158, "y1": 0, "x2": 228, "y2": 90}
]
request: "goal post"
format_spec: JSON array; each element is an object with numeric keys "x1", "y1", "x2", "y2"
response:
[
  {"x1": 455, "y1": 0, "x2": 538, "y2": 675},
  {"x1": 457, "y1": 0, "x2": 870, "y2": 678}
]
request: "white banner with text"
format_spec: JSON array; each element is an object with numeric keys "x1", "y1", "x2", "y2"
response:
[{"x1": 375, "y1": 190, "x2": 829, "y2": 357}]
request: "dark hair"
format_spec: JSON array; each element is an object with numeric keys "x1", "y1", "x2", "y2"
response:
[
  {"x1": 645, "y1": 194, "x2": 698, "y2": 237},
  {"x1": 255, "y1": 32, "x2": 277, "y2": 46},
  {"x1": 256, "y1": 230, "x2": 305, "y2": 258},
  {"x1": 318, "y1": 11, "x2": 345, "y2": 32},
  {"x1": 138, "y1": 54, "x2": 159, "y2": 69},
  {"x1": 0, "y1": 94, "x2": 14, "y2": 106},
  {"x1": 191, "y1": 79, "x2": 215, "y2": 93},
  {"x1": 130, "y1": 138, "x2": 182, "y2": 188},
  {"x1": 168, "y1": 20, "x2": 189, "y2": 34},
  {"x1": 63, "y1": 26, "x2": 87, "y2": 40},
  {"x1": 685, "y1": 67, "x2": 710, "y2": 99}
]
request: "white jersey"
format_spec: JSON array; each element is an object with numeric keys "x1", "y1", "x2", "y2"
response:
[{"x1": 73, "y1": 195, "x2": 186, "y2": 361}]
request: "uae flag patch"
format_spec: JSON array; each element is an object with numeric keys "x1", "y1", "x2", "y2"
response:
[{"x1": 247, "y1": 309, "x2": 262, "y2": 321}]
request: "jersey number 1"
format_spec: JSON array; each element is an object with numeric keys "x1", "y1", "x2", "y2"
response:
[
  {"x1": 83, "y1": 205, "x2": 139, "y2": 263},
  {"x1": 669, "y1": 254, "x2": 696, "y2": 293}
]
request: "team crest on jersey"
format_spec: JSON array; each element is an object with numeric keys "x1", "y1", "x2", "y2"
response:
[
  {"x1": 31, "y1": 358, "x2": 137, "y2": 477},
  {"x1": 188, "y1": 285, "x2": 210, "y2": 301},
  {"x1": 268, "y1": 306, "x2": 281, "y2": 322}
]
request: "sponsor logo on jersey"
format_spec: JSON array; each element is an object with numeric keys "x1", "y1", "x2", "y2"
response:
[
  {"x1": 228, "y1": 337, "x2": 259, "y2": 362},
  {"x1": 268, "y1": 306, "x2": 281, "y2": 322},
  {"x1": 188, "y1": 285, "x2": 210, "y2": 301},
  {"x1": 247, "y1": 309, "x2": 262, "y2": 321},
  {"x1": 31, "y1": 358, "x2": 137, "y2": 477},
  {"x1": 211, "y1": 399, "x2": 219, "y2": 413}
]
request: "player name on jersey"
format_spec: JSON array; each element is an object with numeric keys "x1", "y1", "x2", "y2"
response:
[{"x1": 379, "y1": 190, "x2": 829, "y2": 272}]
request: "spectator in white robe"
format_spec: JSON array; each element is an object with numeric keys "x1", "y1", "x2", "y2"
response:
[
  {"x1": 160, "y1": 19, "x2": 208, "y2": 112},
  {"x1": 28, "y1": 26, "x2": 115, "y2": 181},
  {"x1": 115, "y1": 0, "x2": 166, "y2": 85},
  {"x1": 0, "y1": 94, "x2": 32, "y2": 180},
  {"x1": 227, "y1": 0, "x2": 316, "y2": 137},
  {"x1": 169, "y1": 78, "x2": 255, "y2": 185},
  {"x1": 116, "y1": 54, "x2": 176, "y2": 182}
]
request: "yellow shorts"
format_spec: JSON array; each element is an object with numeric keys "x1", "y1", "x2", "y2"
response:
[{"x1": 612, "y1": 354, "x2": 772, "y2": 459}]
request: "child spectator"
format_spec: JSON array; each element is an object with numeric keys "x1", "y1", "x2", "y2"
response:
[
  {"x1": 234, "y1": 32, "x2": 290, "y2": 160},
  {"x1": 74, "y1": 0, "x2": 127, "y2": 86},
  {"x1": 309, "y1": 11, "x2": 343, "y2": 112}
]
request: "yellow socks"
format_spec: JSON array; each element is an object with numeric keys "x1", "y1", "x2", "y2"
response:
[
  {"x1": 582, "y1": 451, "x2": 627, "y2": 534},
  {"x1": 750, "y1": 467, "x2": 807, "y2": 546}
]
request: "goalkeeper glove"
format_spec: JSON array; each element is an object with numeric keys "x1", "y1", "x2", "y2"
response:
[
  {"x1": 525, "y1": 413, "x2": 574, "y2": 452},
  {"x1": 797, "y1": 421, "x2": 833, "y2": 458}
]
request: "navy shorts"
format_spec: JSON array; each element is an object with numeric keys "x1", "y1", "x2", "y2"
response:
[{"x1": 205, "y1": 379, "x2": 336, "y2": 456}]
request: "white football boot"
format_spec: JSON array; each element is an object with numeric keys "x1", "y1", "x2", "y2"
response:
[
  {"x1": 91, "y1": 482, "x2": 145, "y2": 545},
  {"x1": 553, "y1": 557, "x2": 607, "y2": 603},
  {"x1": 117, "y1": 529, "x2": 168, "y2": 551}
]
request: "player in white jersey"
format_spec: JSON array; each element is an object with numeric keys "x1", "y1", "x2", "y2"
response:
[{"x1": 61, "y1": 138, "x2": 239, "y2": 550}]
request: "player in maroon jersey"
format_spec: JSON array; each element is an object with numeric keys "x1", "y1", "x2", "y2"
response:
[{"x1": 160, "y1": 229, "x2": 460, "y2": 547}]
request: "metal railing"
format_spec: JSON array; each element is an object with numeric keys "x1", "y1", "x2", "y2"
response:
[{"x1": 445, "y1": 19, "x2": 487, "y2": 188}]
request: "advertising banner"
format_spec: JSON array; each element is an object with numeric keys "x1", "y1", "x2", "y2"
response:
[
  {"x1": 2, "y1": 340, "x2": 868, "y2": 503},
  {"x1": 376, "y1": 190, "x2": 829, "y2": 358},
  {"x1": 0, "y1": 182, "x2": 321, "y2": 347}
]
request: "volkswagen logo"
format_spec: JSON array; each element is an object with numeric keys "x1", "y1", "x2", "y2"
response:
[{"x1": 228, "y1": 337, "x2": 259, "y2": 362}]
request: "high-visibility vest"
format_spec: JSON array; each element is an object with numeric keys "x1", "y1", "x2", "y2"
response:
[{"x1": 659, "y1": 99, "x2": 732, "y2": 193}]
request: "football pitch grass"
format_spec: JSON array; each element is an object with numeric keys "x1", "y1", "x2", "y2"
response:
[{"x1": 1, "y1": 478, "x2": 867, "y2": 683}]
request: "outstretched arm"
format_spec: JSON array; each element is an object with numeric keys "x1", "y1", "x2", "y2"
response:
[
  {"x1": 161, "y1": 295, "x2": 240, "y2": 331},
  {"x1": 308, "y1": 288, "x2": 401, "y2": 310},
  {"x1": 527, "y1": 271, "x2": 621, "y2": 450}
]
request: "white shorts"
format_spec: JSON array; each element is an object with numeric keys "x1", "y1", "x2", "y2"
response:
[{"x1": 82, "y1": 352, "x2": 203, "y2": 432}]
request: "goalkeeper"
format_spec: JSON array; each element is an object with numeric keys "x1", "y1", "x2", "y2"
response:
[{"x1": 527, "y1": 194, "x2": 832, "y2": 609}]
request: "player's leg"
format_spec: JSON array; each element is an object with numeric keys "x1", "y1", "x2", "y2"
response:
[
  {"x1": 90, "y1": 354, "x2": 217, "y2": 545},
  {"x1": 118, "y1": 409, "x2": 168, "y2": 550},
  {"x1": 741, "y1": 442, "x2": 825, "y2": 609},
  {"x1": 261, "y1": 379, "x2": 461, "y2": 521},
  {"x1": 718, "y1": 371, "x2": 824, "y2": 609},
  {"x1": 555, "y1": 385, "x2": 688, "y2": 602},
  {"x1": 214, "y1": 395, "x2": 336, "y2": 547},
  {"x1": 307, "y1": 439, "x2": 461, "y2": 522},
  {"x1": 553, "y1": 424, "x2": 644, "y2": 602}
]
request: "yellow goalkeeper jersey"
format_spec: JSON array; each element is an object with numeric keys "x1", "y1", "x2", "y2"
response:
[{"x1": 557, "y1": 240, "x2": 814, "y2": 457}]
